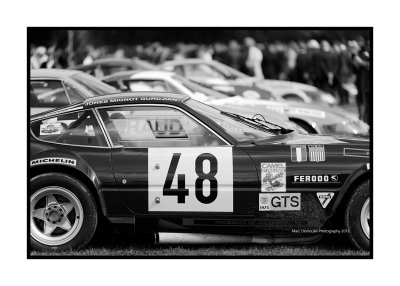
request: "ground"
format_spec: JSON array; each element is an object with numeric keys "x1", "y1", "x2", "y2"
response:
[{"x1": 30, "y1": 227, "x2": 370, "y2": 257}]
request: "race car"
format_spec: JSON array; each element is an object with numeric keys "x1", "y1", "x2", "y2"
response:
[
  {"x1": 30, "y1": 92, "x2": 371, "y2": 252},
  {"x1": 68, "y1": 57, "x2": 157, "y2": 78},
  {"x1": 30, "y1": 69, "x2": 118, "y2": 115},
  {"x1": 159, "y1": 58, "x2": 337, "y2": 106},
  {"x1": 102, "y1": 70, "x2": 369, "y2": 136}
]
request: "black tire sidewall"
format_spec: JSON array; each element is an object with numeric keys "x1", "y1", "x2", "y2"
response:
[
  {"x1": 345, "y1": 180, "x2": 370, "y2": 250},
  {"x1": 30, "y1": 173, "x2": 98, "y2": 252}
]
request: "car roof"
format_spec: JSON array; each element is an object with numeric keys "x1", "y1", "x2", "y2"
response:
[
  {"x1": 30, "y1": 68, "x2": 83, "y2": 79},
  {"x1": 102, "y1": 70, "x2": 175, "y2": 82},
  {"x1": 30, "y1": 92, "x2": 190, "y2": 121},
  {"x1": 68, "y1": 58, "x2": 157, "y2": 70},
  {"x1": 160, "y1": 58, "x2": 208, "y2": 66}
]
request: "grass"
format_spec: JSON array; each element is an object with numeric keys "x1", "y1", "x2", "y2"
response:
[
  {"x1": 31, "y1": 244, "x2": 368, "y2": 257},
  {"x1": 30, "y1": 229, "x2": 370, "y2": 257}
]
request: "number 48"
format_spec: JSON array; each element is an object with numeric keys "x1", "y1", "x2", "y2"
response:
[{"x1": 163, "y1": 153, "x2": 218, "y2": 204}]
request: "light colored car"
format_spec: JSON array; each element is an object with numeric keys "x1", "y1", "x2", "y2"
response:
[
  {"x1": 160, "y1": 58, "x2": 337, "y2": 106},
  {"x1": 102, "y1": 70, "x2": 368, "y2": 135},
  {"x1": 30, "y1": 69, "x2": 118, "y2": 115},
  {"x1": 102, "y1": 70, "x2": 305, "y2": 132}
]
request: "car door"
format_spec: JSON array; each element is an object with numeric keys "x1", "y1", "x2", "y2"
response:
[{"x1": 96, "y1": 104, "x2": 258, "y2": 216}]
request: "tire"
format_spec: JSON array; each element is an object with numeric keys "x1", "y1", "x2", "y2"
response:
[
  {"x1": 344, "y1": 180, "x2": 370, "y2": 250},
  {"x1": 30, "y1": 173, "x2": 98, "y2": 251}
]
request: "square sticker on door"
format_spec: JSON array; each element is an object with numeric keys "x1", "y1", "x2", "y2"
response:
[{"x1": 261, "y1": 162, "x2": 286, "y2": 192}]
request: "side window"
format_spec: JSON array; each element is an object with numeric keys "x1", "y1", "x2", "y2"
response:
[
  {"x1": 98, "y1": 106, "x2": 226, "y2": 147},
  {"x1": 64, "y1": 83, "x2": 85, "y2": 104},
  {"x1": 30, "y1": 80, "x2": 70, "y2": 108},
  {"x1": 31, "y1": 110, "x2": 107, "y2": 147},
  {"x1": 281, "y1": 94, "x2": 305, "y2": 103}
]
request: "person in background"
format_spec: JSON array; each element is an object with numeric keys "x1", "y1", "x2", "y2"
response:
[
  {"x1": 335, "y1": 43, "x2": 353, "y2": 105},
  {"x1": 314, "y1": 40, "x2": 339, "y2": 94},
  {"x1": 30, "y1": 46, "x2": 48, "y2": 69},
  {"x1": 197, "y1": 45, "x2": 214, "y2": 61},
  {"x1": 351, "y1": 41, "x2": 370, "y2": 124},
  {"x1": 244, "y1": 37, "x2": 264, "y2": 79},
  {"x1": 286, "y1": 41, "x2": 299, "y2": 81},
  {"x1": 223, "y1": 40, "x2": 243, "y2": 71}
]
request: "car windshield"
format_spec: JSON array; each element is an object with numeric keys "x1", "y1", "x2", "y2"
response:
[
  {"x1": 211, "y1": 61, "x2": 250, "y2": 80},
  {"x1": 71, "y1": 72, "x2": 118, "y2": 97},
  {"x1": 185, "y1": 99, "x2": 277, "y2": 142},
  {"x1": 172, "y1": 75, "x2": 228, "y2": 99}
]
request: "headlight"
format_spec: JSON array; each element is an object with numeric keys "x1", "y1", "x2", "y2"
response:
[{"x1": 322, "y1": 120, "x2": 369, "y2": 135}]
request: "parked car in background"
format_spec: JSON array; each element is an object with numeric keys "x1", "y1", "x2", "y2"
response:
[
  {"x1": 102, "y1": 70, "x2": 305, "y2": 132},
  {"x1": 68, "y1": 58, "x2": 157, "y2": 78},
  {"x1": 160, "y1": 59, "x2": 337, "y2": 106},
  {"x1": 30, "y1": 69, "x2": 118, "y2": 115},
  {"x1": 102, "y1": 70, "x2": 368, "y2": 136}
]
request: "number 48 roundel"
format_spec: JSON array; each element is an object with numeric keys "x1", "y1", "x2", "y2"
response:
[{"x1": 148, "y1": 147, "x2": 233, "y2": 212}]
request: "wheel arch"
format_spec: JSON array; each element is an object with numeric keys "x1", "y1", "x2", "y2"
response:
[
  {"x1": 30, "y1": 165, "x2": 107, "y2": 217},
  {"x1": 330, "y1": 167, "x2": 370, "y2": 221}
]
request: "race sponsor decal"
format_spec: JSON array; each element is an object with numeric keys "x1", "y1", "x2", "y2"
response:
[
  {"x1": 317, "y1": 192, "x2": 335, "y2": 208},
  {"x1": 292, "y1": 174, "x2": 339, "y2": 183},
  {"x1": 84, "y1": 96, "x2": 179, "y2": 107},
  {"x1": 261, "y1": 163, "x2": 286, "y2": 192},
  {"x1": 30, "y1": 157, "x2": 76, "y2": 167},
  {"x1": 148, "y1": 147, "x2": 233, "y2": 212},
  {"x1": 343, "y1": 148, "x2": 370, "y2": 158},
  {"x1": 287, "y1": 107, "x2": 326, "y2": 119},
  {"x1": 259, "y1": 193, "x2": 301, "y2": 211},
  {"x1": 291, "y1": 145, "x2": 307, "y2": 162},
  {"x1": 308, "y1": 145, "x2": 326, "y2": 162},
  {"x1": 40, "y1": 122, "x2": 61, "y2": 135}
]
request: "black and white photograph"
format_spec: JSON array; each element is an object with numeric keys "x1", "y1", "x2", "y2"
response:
[
  {"x1": 4, "y1": 1, "x2": 400, "y2": 285},
  {"x1": 28, "y1": 27, "x2": 372, "y2": 257}
]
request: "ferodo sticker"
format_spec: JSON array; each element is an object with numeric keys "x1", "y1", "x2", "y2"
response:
[
  {"x1": 293, "y1": 175, "x2": 339, "y2": 183},
  {"x1": 259, "y1": 193, "x2": 301, "y2": 211},
  {"x1": 30, "y1": 158, "x2": 76, "y2": 166},
  {"x1": 317, "y1": 192, "x2": 335, "y2": 208},
  {"x1": 40, "y1": 122, "x2": 61, "y2": 135},
  {"x1": 261, "y1": 163, "x2": 286, "y2": 192}
]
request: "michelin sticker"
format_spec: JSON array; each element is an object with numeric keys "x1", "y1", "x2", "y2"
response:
[
  {"x1": 261, "y1": 163, "x2": 286, "y2": 192},
  {"x1": 40, "y1": 123, "x2": 61, "y2": 135},
  {"x1": 317, "y1": 192, "x2": 335, "y2": 208},
  {"x1": 30, "y1": 158, "x2": 76, "y2": 167},
  {"x1": 259, "y1": 193, "x2": 301, "y2": 211}
]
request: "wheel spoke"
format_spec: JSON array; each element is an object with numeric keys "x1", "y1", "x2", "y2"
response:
[
  {"x1": 60, "y1": 203, "x2": 74, "y2": 215},
  {"x1": 46, "y1": 194, "x2": 58, "y2": 206},
  {"x1": 32, "y1": 208, "x2": 46, "y2": 221},
  {"x1": 59, "y1": 218, "x2": 72, "y2": 231},
  {"x1": 43, "y1": 222, "x2": 57, "y2": 235}
]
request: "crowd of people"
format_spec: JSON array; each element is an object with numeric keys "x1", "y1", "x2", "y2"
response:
[{"x1": 30, "y1": 36, "x2": 371, "y2": 124}]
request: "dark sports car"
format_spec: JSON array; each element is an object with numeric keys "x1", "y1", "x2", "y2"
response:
[{"x1": 30, "y1": 92, "x2": 371, "y2": 252}]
